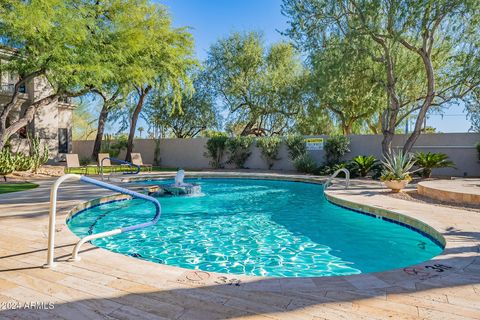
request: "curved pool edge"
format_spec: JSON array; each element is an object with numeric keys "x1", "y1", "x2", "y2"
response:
[
  {"x1": 64, "y1": 174, "x2": 452, "y2": 280},
  {"x1": 324, "y1": 192, "x2": 446, "y2": 248}
]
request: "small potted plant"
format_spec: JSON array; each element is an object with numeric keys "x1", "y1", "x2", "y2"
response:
[{"x1": 380, "y1": 152, "x2": 417, "y2": 192}]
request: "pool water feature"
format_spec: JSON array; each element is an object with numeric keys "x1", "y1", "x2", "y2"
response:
[{"x1": 67, "y1": 178, "x2": 443, "y2": 277}]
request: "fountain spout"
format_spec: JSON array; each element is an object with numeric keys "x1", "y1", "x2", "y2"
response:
[
  {"x1": 146, "y1": 169, "x2": 201, "y2": 196},
  {"x1": 174, "y1": 169, "x2": 185, "y2": 186}
]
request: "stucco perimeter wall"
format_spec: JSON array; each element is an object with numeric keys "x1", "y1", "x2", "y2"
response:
[{"x1": 73, "y1": 132, "x2": 480, "y2": 177}]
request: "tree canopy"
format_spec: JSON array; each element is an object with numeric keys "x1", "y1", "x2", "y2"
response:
[
  {"x1": 0, "y1": 0, "x2": 110, "y2": 149},
  {"x1": 309, "y1": 37, "x2": 385, "y2": 134},
  {"x1": 282, "y1": 0, "x2": 480, "y2": 154},
  {"x1": 143, "y1": 69, "x2": 219, "y2": 138},
  {"x1": 206, "y1": 32, "x2": 308, "y2": 136}
]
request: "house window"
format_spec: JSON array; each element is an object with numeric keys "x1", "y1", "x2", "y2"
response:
[{"x1": 58, "y1": 128, "x2": 69, "y2": 153}]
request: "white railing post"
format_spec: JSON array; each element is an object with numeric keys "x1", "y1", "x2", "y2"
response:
[
  {"x1": 44, "y1": 174, "x2": 161, "y2": 268},
  {"x1": 324, "y1": 168, "x2": 350, "y2": 191},
  {"x1": 43, "y1": 174, "x2": 82, "y2": 268}
]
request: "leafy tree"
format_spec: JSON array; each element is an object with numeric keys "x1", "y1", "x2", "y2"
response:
[
  {"x1": 143, "y1": 70, "x2": 219, "y2": 138},
  {"x1": 90, "y1": 87, "x2": 126, "y2": 160},
  {"x1": 293, "y1": 105, "x2": 335, "y2": 135},
  {"x1": 466, "y1": 89, "x2": 480, "y2": 132},
  {"x1": 86, "y1": 0, "x2": 153, "y2": 161},
  {"x1": 283, "y1": 0, "x2": 480, "y2": 155},
  {"x1": 206, "y1": 32, "x2": 307, "y2": 136},
  {"x1": 309, "y1": 37, "x2": 385, "y2": 135},
  {"x1": 73, "y1": 102, "x2": 97, "y2": 140},
  {"x1": 123, "y1": 4, "x2": 196, "y2": 161},
  {"x1": 0, "y1": 0, "x2": 110, "y2": 150},
  {"x1": 138, "y1": 127, "x2": 144, "y2": 138}
]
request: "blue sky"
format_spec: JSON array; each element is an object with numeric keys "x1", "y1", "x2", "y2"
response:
[
  {"x1": 131, "y1": 0, "x2": 471, "y2": 134},
  {"x1": 160, "y1": 0, "x2": 289, "y2": 61}
]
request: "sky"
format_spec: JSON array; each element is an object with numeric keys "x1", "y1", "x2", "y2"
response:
[{"x1": 126, "y1": 0, "x2": 472, "y2": 135}]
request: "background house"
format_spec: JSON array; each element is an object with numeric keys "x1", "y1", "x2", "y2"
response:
[{"x1": 0, "y1": 49, "x2": 76, "y2": 162}]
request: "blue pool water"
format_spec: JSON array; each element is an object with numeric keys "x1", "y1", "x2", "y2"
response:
[{"x1": 67, "y1": 178, "x2": 443, "y2": 277}]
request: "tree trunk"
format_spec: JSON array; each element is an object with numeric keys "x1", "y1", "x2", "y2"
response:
[
  {"x1": 0, "y1": 94, "x2": 58, "y2": 150},
  {"x1": 91, "y1": 103, "x2": 109, "y2": 161},
  {"x1": 402, "y1": 51, "x2": 435, "y2": 155},
  {"x1": 126, "y1": 86, "x2": 151, "y2": 162},
  {"x1": 381, "y1": 130, "x2": 394, "y2": 157},
  {"x1": 378, "y1": 48, "x2": 400, "y2": 157}
]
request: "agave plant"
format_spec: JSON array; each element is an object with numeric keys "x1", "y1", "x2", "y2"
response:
[
  {"x1": 351, "y1": 155, "x2": 377, "y2": 177},
  {"x1": 414, "y1": 152, "x2": 455, "y2": 178},
  {"x1": 381, "y1": 152, "x2": 417, "y2": 182}
]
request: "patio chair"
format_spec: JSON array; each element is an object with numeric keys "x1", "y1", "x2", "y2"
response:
[
  {"x1": 65, "y1": 154, "x2": 87, "y2": 175},
  {"x1": 131, "y1": 153, "x2": 153, "y2": 172}
]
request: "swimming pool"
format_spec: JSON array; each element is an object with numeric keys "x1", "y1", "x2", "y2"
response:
[{"x1": 67, "y1": 178, "x2": 443, "y2": 277}]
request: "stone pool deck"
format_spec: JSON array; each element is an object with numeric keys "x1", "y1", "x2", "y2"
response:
[
  {"x1": 418, "y1": 178, "x2": 480, "y2": 206},
  {"x1": 0, "y1": 172, "x2": 479, "y2": 320}
]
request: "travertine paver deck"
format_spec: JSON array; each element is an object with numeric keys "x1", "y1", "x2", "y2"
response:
[
  {"x1": 0, "y1": 172, "x2": 479, "y2": 320},
  {"x1": 418, "y1": 178, "x2": 480, "y2": 205}
]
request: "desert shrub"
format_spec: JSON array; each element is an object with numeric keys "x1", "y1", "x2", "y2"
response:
[
  {"x1": 293, "y1": 153, "x2": 317, "y2": 174},
  {"x1": 0, "y1": 149, "x2": 15, "y2": 180},
  {"x1": 414, "y1": 152, "x2": 455, "y2": 178},
  {"x1": 29, "y1": 136, "x2": 49, "y2": 173},
  {"x1": 351, "y1": 155, "x2": 378, "y2": 177},
  {"x1": 316, "y1": 162, "x2": 357, "y2": 178},
  {"x1": 225, "y1": 136, "x2": 254, "y2": 168},
  {"x1": 324, "y1": 135, "x2": 350, "y2": 164},
  {"x1": 204, "y1": 134, "x2": 228, "y2": 168},
  {"x1": 79, "y1": 156, "x2": 92, "y2": 166},
  {"x1": 371, "y1": 163, "x2": 384, "y2": 180},
  {"x1": 13, "y1": 152, "x2": 34, "y2": 171},
  {"x1": 100, "y1": 134, "x2": 128, "y2": 158},
  {"x1": 256, "y1": 136, "x2": 282, "y2": 169},
  {"x1": 285, "y1": 134, "x2": 306, "y2": 160}
]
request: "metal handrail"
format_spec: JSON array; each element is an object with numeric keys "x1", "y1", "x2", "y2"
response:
[
  {"x1": 100, "y1": 157, "x2": 140, "y2": 180},
  {"x1": 323, "y1": 168, "x2": 350, "y2": 191},
  {"x1": 44, "y1": 174, "x2": 161, "y2": 268}
]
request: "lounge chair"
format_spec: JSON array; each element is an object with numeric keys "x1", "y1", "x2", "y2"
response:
[
  {"x1": 65, "y1": 154, "x2": 87, "y2": 175},
  {"x1": 98, "y1": 153, "x2": 135, "y2": 174},
  {"x1": 131, "y1": 153, "x2": 153, "y2": 172}
]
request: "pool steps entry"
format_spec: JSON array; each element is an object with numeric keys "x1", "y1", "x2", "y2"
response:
[
  {"x1": 44, "y1": 174, "x2": 161, "y2": 268},
  {"x1": 100, "y1": 157, "x2": 140, "y2": 181},
  {"x1": 324, "y1": 168, "x2": 350, "y2": 191}
]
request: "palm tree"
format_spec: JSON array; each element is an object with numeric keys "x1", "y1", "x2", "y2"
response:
[{"x1": 138, "y1": 126, "x2": 144, "y2": 139}]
